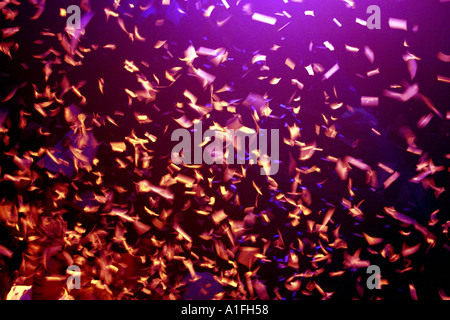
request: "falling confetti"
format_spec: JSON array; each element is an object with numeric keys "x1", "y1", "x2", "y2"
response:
[{"x1": 0, "y1": 0, "x2": 448, "y2": 302}]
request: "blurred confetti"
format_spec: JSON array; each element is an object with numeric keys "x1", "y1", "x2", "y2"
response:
[{"x1": 0, "y1": 0, "x2": 449, "y2": 301}]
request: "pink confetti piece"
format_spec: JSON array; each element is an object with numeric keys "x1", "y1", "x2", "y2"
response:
[
  {"x1": 383, "y1": 171, "x2": 400, "y2": 189},
  {"x1": 364, "y1": 46, "x2": 375, "y2": 63},
  {"x1": 389, "y1": 18, "x2": 408, "y2": 30},
  {"x1": 252, "y1": 13, "x2": 277, "y2": 25},
  {"x1": 437, "y1": 75, "x2": 450, "y2": 83},
  {"x1": 322, "y1": 63, "x2": 340, "y2": 80},
  {"x1": 361, "y1": 96, "x2": 379, "y2": 107}
]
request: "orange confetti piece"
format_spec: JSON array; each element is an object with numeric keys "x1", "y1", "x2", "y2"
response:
[
  {"x1": 402, "y1": 243, "x2": 421, "y2": 257},
  {"x1": 383, "y1": 171, "x2": 400, "y2": 189},
  {"x1": 363, "y1": 233, "x2": 383, "y2": 246}
]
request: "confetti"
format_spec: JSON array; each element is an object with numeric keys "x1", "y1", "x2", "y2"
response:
[
  {"x1": 437, "y1": 51, "x2": 450, "y2": 62},
  {"x1": 361, "y1": 96, "x2": 379, "y2": 107},
  {"x1": 333, "y1": 18, "x2": 342, "y2": 27},
  {"x1": 389, "y1": 18, "x2": 408, "y2": 31},
  {"x1": 285, "y1": 57, "x2": 296, "y2": 70},
  {"x1": 322, "y1": 63, "x2": 340, "y2": 80},
  {"x1": 364, "y1": 46, "x2": 375, "y2": 63},
  {"x1": 383, "y1": 171, "x2": 400, "y2": 189},
  {"x1": 252, "y1": 13, "x2": 277, "y2": 25},
  {"x1": 0, "y1": 0, "x2": 447, "y2": 302},
  {"x1": 437, "y1": 75, "x2": 450, "y2": 83}
]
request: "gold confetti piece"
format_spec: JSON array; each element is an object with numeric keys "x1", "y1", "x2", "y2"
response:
[
  {"x1": 333, "y1": 18, "x2": 342, "y2": 27},
  {"x1": 437, "y1": 75, "x2": 450, "y2": 83},
  {"x1": 269, "y1": 77, "x2": 282, "y2": 85},
  {"x1": 253, "y1": 279, "x2": 270, "y2": 300},
  {"x1": 291, "y1": 79, "x2": 304, "y2": 90},
  {"x1": 415, "y1": 113, "x2": 433, "y2": 129},
  {"x1": 355, "y1": 17, "x2": 367, "y2": 27},
  {"x1": 0, "y1": 244, "x2": 13, "y2": 258},
  {"x1": 384, "y1": 83, "x2": 418, "y2": 102},
  {"x1": 305, "y1": 64, "x2": 314, "y2": 76},
  {"x1": 221, "y1": 0, "x2": 230, "y2": 9},
  {"x1": 183, "y1": 89, "x2": 198, "y2": 104},
  {"x1": 212, "y1": 209, "x2": 228, "y2": 225},
  {"x1": 342, "y1": 0, "x2": 355, "y2": 8},
  {"x1": 175, "y1": 174, "x2": 195, "y2": 185},
  {"x1": 361, "y1": 96, "x2": 379, "y2": 107},
  {"x1": 110, "y1": 142, "x2": 126, "y2": 152},
  {"x1": 154, "y1": 40, "x2": 167, "y2": 49},
  {"x1": 285, "y1": 57, "x2": 296, "y2": 69},
  {"x1": 378, "y1": 162, "x2": 395, "y2": 174},
  {"x1": 384, "y1": 207, "x2": 436, "y2": 245},
  {"x1": 389, "y1": 18, "x2": 408, "y2": 30},
  {"x1": 329, "y1": 102, "x2": 343, "y2": 110},
  {"x1": 406, "y1": 144, "x2": 423, "y2": 155},
  {"x1": 428, "y1": 209, "x2": 439, "y2": 226},
  {"x1": 0, "y1": 42, "x2": 14, "y2": 58},
  {"x1": 252, "y1": 13, "x2": 277, "y2": 25},
  {"x1": 366, "y1": 68, "x2": 380, "y2": 77},
  {"x1": 134, "y1": 26, "x2": 145, "y2": 41},
  {"x1": 383, "y1": 171, "x2": 400, "y2": 189},
  {"x1": 194, "y1": 68, "x2": 216, "y2": 87},
  {"x1": 407, "y1": 59, "x2": 418, "y2": 79},
  {"x1": 438, "y1": 289, "x2": 450, "y2": 300},
  {"x1": 345, "y1": 44, "x2": 359, "y2": 53},
  {"x1": 104, "y1": 8, "x2": 119, "y2": 20},
  {"x1": 136, "y1": 181, "x2": 174, "y2": 200},
  {"x1": 409, "y1": 284, "x2": 418, "y2": 300},
  {"x1": 281, "y1": 10, "x2": 292, "y2": 19},
  {"x1": 134, "y1": 220, "x2": 151, "y2": 235},
  {"x1": 252, "y1": 54, "x2": 266, "y2": 64},
  {"x1": 418, "y1": 93, "x2": 444, "y2": 119},
  {"x1": 403, "y1": 51, "x2": 421, "y2": 61},
  {"x1": 371, "y1": 127, "x2": 381, "y2": 136},
  {"x1": 322, "y1": 63, "x2": 339, "y2": 80},
  {"x1": 319, "y1": 208, "x2": 335, "y2": 232},
  {"x1": 242, "y1": 92, "x2": 267, "y2": 114},
  {"x1": 335, "y1": 159, "x2": 349, "y2": 180},
  {"x1": 343, "y1": 249, "x2": 371, "y2": 269},
  {"x1": 348, "y1": 205, "x2": 363, "y2": 219},
  {"x1": 175, "y1": 225, "x2": 192, "y2": 242},
  {"x1": 437, "y1": 51, "x2": 450, "y2": 62},
  {"x1": 181, "y1": 45, "x2": 198, "y2": 64},
  {"x1": 285, "y1": 277, "x2": 301, "y2": 292},
  {"x1": 2, "y1": 26, "x2": 20, "y2": 38},
  {"x1": 124, "y1": 60, "x2": 139, "y2": 73},
  {"x1": 323, "y1": 41, "x2": 335, "y2": 51},
  {"x1": 329, "y1": 271, "x2": 345, "y2": 277},
  {"x1": 200, "y1": 5, "x2": 214, "y2": 18},
  {"x1": 345, "y1": 156, "x2": 370, "y2": 171},
  {"x1": 363, "y1": 233, "x2": 383, "y2": 246},
  {"x1": 237, "y1": 247, "x2": 259, "y2": 269},
  {"x1": 364, "y1": 46, "x2": 375, "y2": 63},
  {"x1": 402, "y1": 243, "x2": 421, "y2": 257},
  {"x1": 124, "y1": 88, "x2": 137, "y2": 98},
  {"x1": 1, "y1": 86, "x2": 18, "y2": 102},
  {"x1": 270, "y1": 44, "x2": 281, "y2": 51},
  {"x1": 252, "y1": 181, "x2": 263, "y2": 196}
]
